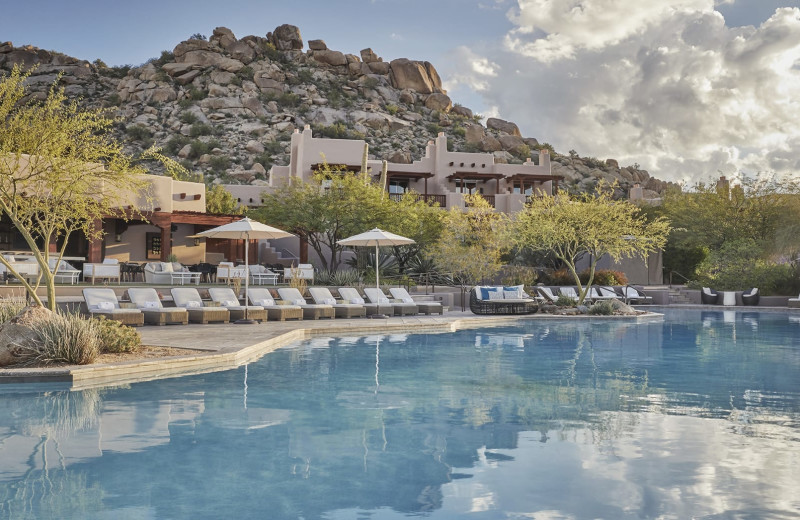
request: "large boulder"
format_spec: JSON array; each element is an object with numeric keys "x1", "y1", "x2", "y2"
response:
[
  {"x1": 0, "y1": 306, "x2": 53, "y2": 367},
  {"x1": 308, "y1": 39, "x2": 327, "y2": 51},
  {"x1": 253, "y1": 72, "x2": 285, "y2": 94},
  {"x1": 210, "y1": 27, "x2": 237, "y2": 49},
  {"x1": 269, "y1": 24, "x2": 303, "y2": 51},
  {"x1": 173, "y1": 38, "x2": 212, "y2": 58},
  {"x1": 178, "y1": 50, "x2": 245, "y2": 72},
  {"x1": 228, "y1": 41, "x2": 255, "y2": 63},
  {"x1": 451, "y1": 105, "x2": 473, "y2": 118},
  {"x1": 425, "y1": 93, "x2": 452, "y2": 112},
  {"x1": 465, "y1": 124, "x2": 485, "y2": 145},
  {"x1": 480, "y1": 135, "x2": 502, "y2": 152},
  {"x1": 312, "y1": 50, "x2": 347, "y2": 67},
  {"x1": 3, "y1": 49, "x2": 41, "y2": 69},
  {"x1": 388, "y1": 58, "x2": 443, "y2": 94},
  {"x1": 486, "y1": 117, "x2": 521, "y2": 137},
  {"x1": 360, "y1": 48, "x2": 380, "y2": 63},
  {"x1": 498, "y1": 134, "x2": 525, "y2": 153},
  {"x1": 368, "y1": 61, "x2": 390, "y2": 75}
]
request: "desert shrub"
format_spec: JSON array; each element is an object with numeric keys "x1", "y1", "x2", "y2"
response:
[
  {"x1": 261, "y1": 42, "x2": 285, "y2": 62},
  {"x1": 362, "y1": 76, "x2": 379, "y2": 89},
  {"x1": 178, "y1": 98, "x2": 194, "y2": 109},
  {"x1": 314, "y1": 270, "x2": 362, "y2": 287},
  {"x1": 579, "y1": 269, "x2": 628, "y2": 286},
  {"x1": 277, "y1": 92, "x2": 301, "y2": 107},
  {"x1": 237, "y1": 65, "x2": 254, "y2": 81},
  {"x1": 545, "y1": 268, "x2": 576, "y2": 286},
  {"x1": 31, "y1": 313, "x2": 100, "y2": 366},
  {"x1": 179, "y1": 111, "x2": 198, "y2": 124},
  {"x1": 106, "y1": 93, "x2": 122, "y2": 106},
  {"x1": 189, "y1": 33, "x2": 207, "y2": 41},
  {"x1": 588, "y1": 300, "x2": 615, "y2": 315},
  {"x1": 126, "y1": 124, "x2": 152, "y2": 141},
  {"x1": 188, "y1": 140, "x2": 212, "y2": 159},
  {"x1": 208, "y1": 155, "x2": 231, "y2": 173},
  {"x1": 516, "y1": 144, "x2": 531, "y2": 159},
  {"x1": 426, "y1": 123, "x2": 442, "y2": 135},
  {"x1": 189, "y1": 122, "x2": 213, "y2": 137},
  {"x1": 314, "y1": 121, "x2": 350, "y2": 139},
  {"x1": 452, "y1": 125, "x2": 466, "y2": 138},
  {"x1": 0, "y1": 299, "x2": 26, "y2": 323},
  {"x1": 386, "y1": 104, "x2": 399, "y2": 115},
  {"x1": 146, "y1": 50, "x2": 174, "y2": 67},
  {"x1": 188, "y1": 87, "x2": 207, "y2": 101},
  {"x1": 297, "y1": 69, "x2": 314, "y2": 83},
  {"x1": 97, "y1": 64, "x2": 131, "y2": 79},
  {"x1": 165, "y1": 135, "x2": 191, "y2": 155},
  {"x1": 555, "y1": 294, "x2": 577, "y2": 307},
  {"x1": 95, "y1": 317, "x2": 141, "y2": 354}
]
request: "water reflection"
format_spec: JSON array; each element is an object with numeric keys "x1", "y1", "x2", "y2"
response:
[{"x1": 0, "y1": 310, "x2": 798, "y2": 519}]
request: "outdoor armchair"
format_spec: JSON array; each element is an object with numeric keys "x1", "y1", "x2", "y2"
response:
[
  {"x1": 622, "y1": 286, "x2": 653, "y2": 304},
  {"x1": 48, "y1": 258, "x2": 80, "y2": 285},
  {"x1": 83, "y1": 258, "x2": 121, "y2": 284},
  {"x1": 741, "y1": 288, "x2": 759, "y2": 306},
  {"x1": 701, "y1": 287, "x2": 719, "y2": 305}
]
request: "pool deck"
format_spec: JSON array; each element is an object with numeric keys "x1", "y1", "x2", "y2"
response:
[{"x1": 1, "y1": 310, "x2": 667, "y2": 389}]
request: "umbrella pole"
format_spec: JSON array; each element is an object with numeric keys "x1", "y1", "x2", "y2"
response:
[
  {"x1": 375, "y1": 243, "x2": 379, "y2": 290},
  {"x1": 237, "y1": 232, "x2": 256, "y2": 324}
]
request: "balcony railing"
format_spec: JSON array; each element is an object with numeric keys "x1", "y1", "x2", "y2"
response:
[{"x1": 388, "y1": 193, "x2": 447, "y2": 207}]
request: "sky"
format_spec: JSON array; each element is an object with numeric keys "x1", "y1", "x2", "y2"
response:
[{"x1": 3, "y1": 0, "x2": 800, "y2": 183}]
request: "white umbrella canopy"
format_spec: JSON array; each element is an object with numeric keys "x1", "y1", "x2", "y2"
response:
[
  {"x1": 197, "y1": 217, "x2": 294, "y2": 322},
  {"x1": 338, "y1": 228, "x2": 415, "y2": 289}
]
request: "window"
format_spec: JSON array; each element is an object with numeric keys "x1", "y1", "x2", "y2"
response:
[
  {"x1": 389, "y1": 180, "x2": 409, "y2": 194},
  {"x1": 455, "y1": 180, "x2": 480, "y2": 194},
  {"x1": 146, "y1": 232, "x2": 161, "y2": 260}
]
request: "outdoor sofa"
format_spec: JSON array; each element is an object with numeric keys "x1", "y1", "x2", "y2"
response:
[{"x1": 469, "y1": 285, "x2": 537, "y2": 315}]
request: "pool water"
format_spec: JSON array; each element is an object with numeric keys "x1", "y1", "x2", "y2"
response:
[{"x1": 1, "y1": 309, "x2": 800, "y2": 519}]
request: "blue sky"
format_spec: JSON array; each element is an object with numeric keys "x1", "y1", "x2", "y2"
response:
[{"x1": 3, "y1": 1, "x2": 800, "y2": 182}]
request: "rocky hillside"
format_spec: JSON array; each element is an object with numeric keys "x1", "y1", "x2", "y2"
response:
[{"x1": 0, "y1": 26, "x2": 672, "y2": 197}]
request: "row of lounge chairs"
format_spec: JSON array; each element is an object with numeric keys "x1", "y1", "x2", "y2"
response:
[
  {"x1": 536, "y1": 285, "x2": 652, "y2": 304},
  {"x1": 81, "y1": 286, "x2": 444, "y2": 326}
]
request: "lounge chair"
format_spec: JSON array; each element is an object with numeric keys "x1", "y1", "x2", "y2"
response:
[
  {"x1": 338, "y1": 287, "x2": 393, "y2": 316},
  {"x1": 559, "y1": 287, "x2": 580, "y2": 302},
  {"x1": 308, "y1": 287, "x2": 366, "y2": 318},
  {"x1": 536, "y1": 287, "x2": 559, "y2": 303},
  {"x1": 622, "y1": 286, "x2": 653, "y2": 304},
  {"x1": 207, "y1": 288, "x2": 268, "y2": 322},
  {"x1": 48, "y1": 258, "x2": 80, "y2": 284},
  {"x1": 170, "y1": 287, "x2": 230, "y2": 324},
  {"x1": 364, "y1": 287, "x2": 418, "y2": 316},
  {"x1": 247, "y1": 288, "x2": 303, "y2": 321},
  {"x1": 82, "y1": 288, "x2": 144, "y2": 326},
  {"x1": 741, "y1": 288, "x2": 759, "y2": 306},
  {"x1": 701, "y1": 287, "x2": 719, "y2": 304},
  {"x1": 599, "y1": 286, "x2": 620, "y2": 299},
  {"x1": 789, "y1": 292, "x2": 800, "y2": 308},
  {"x1": 588, "y1": 287, "x2": 615, "y2": 302},
  {"x1": 127, "y1": 288, "x2": 188, "y2": 326},
  {"x1": 276, "y1": 287, "x2": 334, "y2": 320},
  {"x1": 389, "y1": 287, "x2": 444, "y2": 315}
]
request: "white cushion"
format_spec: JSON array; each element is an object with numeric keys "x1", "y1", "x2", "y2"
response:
[
  {"x1": 258, "y1": 299, "x2": 275, "y2": 306},
  {"x1": 350, "y1": 297, "x2": 365, "y2": 304},
  {"x1": 378, "y1": 297, "x2": 390, "y2": 304},
  {"x1": 160, "y1": 262, "x2": 173, "y2": 273},
  {"x1": 488, "y1": 291, "x2": 504, "y2": 301},
  {"x1": 96, "y1": 301, "x2": 114, "y2": 311},
  {"x1": 222, "y1": 299, "x2": 238, "y2": 307},
  {"x1": 323, "y1": 298, "x2": 336, "y2": 305},
  {"x1": 503, "y1": 289, "x2": 522, "y2": 299},
  {"x1": 402, "y1": 297, "x2": 414, "y2": 304},
  {"x1": 294, "y1": 298, "x2": 306, "y2": 305},
  {"x1": 102, "y1": 258, "x2": 119, "y2": 264},
  {"x1": 144, "y1": 301, "x2": 159, "y2": 309},
  {"x1": 186, "y1": 301, "x2": 201, "y2": 308}
]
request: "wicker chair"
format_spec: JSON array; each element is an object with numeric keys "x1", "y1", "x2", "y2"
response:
[
  {"x1": 701, "y1": 287, "x2": 720, "y2": 305},
  {"x1": 469, "y1": 286, "x2": 538, "y2": 315},
  {"x1": 364, "y1": 288, "x2": 418, "y2": 316},
  {"x1": 82, "y1": 288, "x2": 144, "y2": 326},
  {"x1": 276, "y1": 288, "x2": 334, "y2": 320},
  {"x1": 127, "y1": 288, "x2": 188, "y2": 326},
  {"x1": 207, "y1": 288, "x2": 268, "y2": 322},
  {"x1": 170, "y1": 287, "x2": 230, "y2": 324},
  {"x1": 338, "y1": 287, "x2": 393, "y2": 316},
  {"x1": 741, "y1": 288, "x2": 759, "y2": 306},
  {"x1": 389, "y1": 287, "x2": 444, "y2": 315},
  {"x1": 248, "y1": 288, "x2": 303, "y2": 321}
]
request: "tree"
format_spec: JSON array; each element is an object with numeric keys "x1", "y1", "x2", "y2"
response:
[
  {"x1": 253, "y1": 164, "x2": 399, "y2": 271},
  {"x1": 513, "y1": 185, "x2": 670, "y2": 304},
  {"x1": 206, "y1": 184, "x2": 243, "y2": 215},
  {"x1": 0, "y1": 67, "x2": 147, "y2": 310},
  {"x1": 429, "y1": 194, "x2": 508, "y2": 307}
]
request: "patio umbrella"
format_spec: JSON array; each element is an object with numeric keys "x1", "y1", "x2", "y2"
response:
[
  {"x1": 338, "y1": 228, "x2": 415, "y2": 289},
  {"x1": 197, "y1": 217, "x2": 293, "y2": 323}
]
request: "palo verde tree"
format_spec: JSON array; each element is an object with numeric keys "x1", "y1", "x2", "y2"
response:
[
  {"x1": 254, "y1": 163, "x2": 399, "y2": 272},
  {"x1": 0, "y1": 66, "x2": 147, "y2": 310},
  {"x1": 513, "y1": 184, "x2": 670, "y2": 305},
  {"x1": 429, "y1": 194, "x2": 508, "y2": 307}
]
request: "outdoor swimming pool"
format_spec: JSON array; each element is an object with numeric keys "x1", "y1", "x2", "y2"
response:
[{"x1": 1, "y1": 309, "x2": 799, "y2": 519}]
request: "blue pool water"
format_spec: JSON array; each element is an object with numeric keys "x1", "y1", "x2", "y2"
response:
[{"x1": 1, "y1": 309, "x2": 800, "y2": 519}]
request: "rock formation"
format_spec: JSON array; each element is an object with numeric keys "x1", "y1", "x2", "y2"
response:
[{"x1": 0, "y1": 24, "x2": 675, "y2": 196}]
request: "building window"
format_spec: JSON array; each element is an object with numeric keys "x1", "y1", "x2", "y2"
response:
[
  {"x1": 512, "y1": 184, "x2": 535, "y2": 195},
  {"x1": 455, "y1": 180, "x2": 480, "y2": 194},
  {"x1": 389, "y1": 180, "x2": 409, "y2": 194}
]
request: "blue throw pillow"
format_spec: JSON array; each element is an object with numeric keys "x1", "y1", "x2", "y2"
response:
[{"x1": 480, "y1": 287, "x2": 500, "y2": 300}]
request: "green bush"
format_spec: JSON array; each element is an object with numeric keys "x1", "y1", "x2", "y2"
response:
[
  {"x1": 452, "y1": 125, "x2": 466, "y2": 138},
  {"x1": 188, "y1": 140, "x2": 212, "y2": 160},
  {"x1": 106, "y1": 93, "x2": 122, "y2": 106},
  {"x1": 97, "y1": 65, "x2": 131, "y2": 79},
  {"x1": 126, "y1": 124, "x2": 152, "y2": 141},
  {"x1": 208, "y1": 155, "x2": 231, "y2": 173},
  {"x1": 188, "y1": 87, "x2": 207, "y2": 101},
  {"x1": 555, "y1": 294, "x2": 577, "y2": 307},
  {"x1": 386, "y1": 104, "x2": 399, "y2": 115},
  {"x1": 426, "y1": 123, "x2": 442, "y2": 135},
  {"x1": 297, "y1": 69, "x2": 314, "y2": 83},
  {"x1": 179, "y1": 111, "x2": 198, "y2": 124},
  {"x1": 95, "y1": 317, "x2": 141, "y2": 354},
  {"x1": 32, "y1": 313, "x2": 100, "y2": 366},
  {"x1": 588, "y1": 300, "x2": 615, "y2": 315},
  {"x1": 178, "y1": 98, "x2": 194, "y2": 109},
  {"x1": 315, "y1": 121, "x2": 350, "y2": 139},
  {"x1": 0, "y1": 299, "x2": 26, "y2": 323},
  {"x1": 165, "y1": 135, "x2": 191, "y2": 155},
  {"x1": 189, "y1": 122, "x2": 213, "y2": 137},
  {"x1": 544, "y1": 268, "x2": 576, "y2": 286},
  {"x1": 277, "y1": 92, "x2": 301, "y2": 107},
  {"x1": 501, "y1": 265, "x2": 538, "y2": 287},
  {"x1": 578, "y1": 268, "x2": 628, "y2": 286}
]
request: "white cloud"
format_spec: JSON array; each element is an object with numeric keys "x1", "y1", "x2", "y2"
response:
[{"x1": 444, "y1": 2, "x2": 800, "y2": 183}]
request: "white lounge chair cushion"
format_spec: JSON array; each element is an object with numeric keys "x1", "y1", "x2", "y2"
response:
[
  {"x1": 350, "y1": 297, "x2": 365, "y2": 304},
  {"x1": 186, "y1": 301, "x2": 202, "y2": 308},
  {"x1": 488, "y1": 291, "x2": 504, "y2": 301},
  {"x1": 294, "y1": 298, "x2": 306, "y2": 306},
  {"x1": 222, "y1": 299, "x2": 238, "y2": 307},
  {"x1": 144, "y1": 301, "x2": 159, "y2": 309},
  {"x1": 257, "y1": 299, "x2": 276, "y2": 306},
  {"x1": 402, "y1": 297, "x2": 414, "y2": 303},
  {"x1": 378, "y1": 297, "x2": 390, "y2": 304},
  {"x1": 160, "y1": 262, "x2": 173, "y2": 273},
  {"x1": 322, "y1": 298, "x2": 335, "y2": 305},
  {"x1": 96, "y1": 301, "x2": 114, "y2": 311}
]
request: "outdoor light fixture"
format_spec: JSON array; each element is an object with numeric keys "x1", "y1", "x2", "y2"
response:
[
  {"x1": 115, "y1": 233, "x2": 122, "y2": 242},
  {"x1": 194, "y1": 237, "x2": 200, "y2": 247}
]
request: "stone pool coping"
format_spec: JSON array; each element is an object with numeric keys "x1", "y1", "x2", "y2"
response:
[{"x1": 0, "y1": 311, "x2": 664, "y2": 389}]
